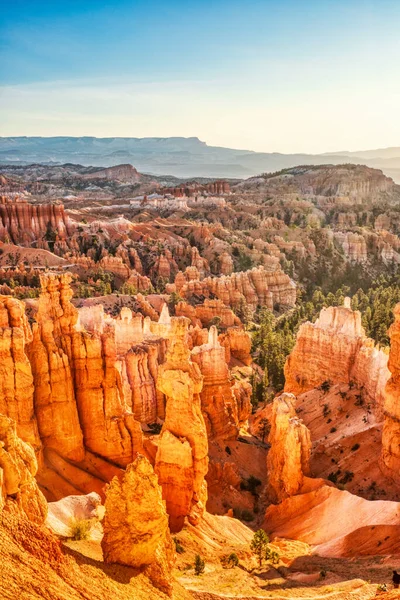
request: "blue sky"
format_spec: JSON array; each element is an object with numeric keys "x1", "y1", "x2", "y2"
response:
[{"x1": 1, "y1": 0, "x2": 400, "y2": 152}]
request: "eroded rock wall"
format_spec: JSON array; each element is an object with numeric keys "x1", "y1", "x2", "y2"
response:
[
  {"x1": 267, "y1": 393, "x2": 311, "y2": 502},
  {"x1": 284, "y1": 299, "x2": 389, "y2": 410}
]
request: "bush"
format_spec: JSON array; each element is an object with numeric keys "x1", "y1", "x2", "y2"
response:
[
  {"x1": 266, "y1": 548, "x2": 280, "y2": 565},
  {"x1": 221, "y1": 553, "x2": 239, "y2": 568},
  {"x1": 351, "y1": 443, "x2": 360, "y2": 452},
  {"x1": 330, "y1": 427, "x2": 337, "y2": 433},
  {"x1": 69, "y1": 518, "x2": 92, "y2": 540},
  {"x1": 327, "y1": 471, "x2": 339, "y2": 484},
  {"x1": 194, "y1": 554, "x2": 205, "y2": 575},
  {"x1": 147, "y1": 422, "x2": 162, "y2": 434},
  {"x1": 320, "y1": 380, "x2": 332, "y2": 393},
  {"x1": 250, "y1": 529, "x2": 269, "y2": 567},
  {"x1": 240, "y1": 475, "x2": 262, "y2": 496},
  {"x1": 173, "y1": 538, "x2": 185, "y2": 554},
  {"x1": 323, "y1": 403, "x2": 330, "y2": 418},
  {"x1": 339, "y1": 470, "x2": 354, "y2": 485}
]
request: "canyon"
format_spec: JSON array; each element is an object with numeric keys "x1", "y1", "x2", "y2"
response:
[{"x1": 1, "y1": 161, "x2": 400, "y2": 599}]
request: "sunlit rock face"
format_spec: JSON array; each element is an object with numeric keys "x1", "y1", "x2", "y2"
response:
[
  {"x1": 0, "y1": 296, "x2": 40, "y2": 449},
  {"x1": 102, "y1": 454, "x2": 175, "y2": 595},
  {"x1": 0, "y1": 414, "x2": 47, "y2": 523},
  {"x1": 176, "y1": 265, "x2": 296, "y2": 311},
  {"x1": 284, "y1": 298, "x2": 389, "y2": 410},
  {"x1": 381, "y1": 304, "x2": 400, "y2": 478},
  {"x1": 192, "y1": 326, "x2": 244, "y2": 440},
  {"x1": 155, "y1": 317, "x2": 208, "y2": 532},
  {"x1": 0, "y1": 198, "x2": 74, "y2": 247},
  {"x1": 266, "y1": 393, "x2": 311, "y2": 502}
]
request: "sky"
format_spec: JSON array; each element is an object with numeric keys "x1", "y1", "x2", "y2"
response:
[{"x1": 1, "y1": 0, "x2": 400, "y2": 153}]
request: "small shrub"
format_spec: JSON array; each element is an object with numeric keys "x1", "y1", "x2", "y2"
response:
[
  {"x1": 320, "y1": 380, "x2": 332, "y2": 393},
  {"x1": 339, "y1": 470, "x2": 354, "y2": 485},
  {"x1": 266, "y1": 548, "x2": 280, "y2": 565},
  {"x1": 240, "y1": 475, "x2": 262, "y2": 496},
  {"x1": 225, "y1": 446, "x2": 231, "y2": 455},
  {"x1": 240, "y1": 509, "x2": 254, "y2": 522},
  {"x1": 221, "y1": 552, "x2": 239, "y2": 568},
  {"x1": 355, "y1": 395, "x2": 364, "y2": 406},
  {"x1": 69, "y1": 518, "x2": 92, "y2": 540},
  {"x1": 351, "y1": 443, "x2": 360, "y2": 452},
  {"x1": 330, "y1": 427, "x2": 337, "y2": 433},
  {"x1": 323, "y1": 404, "x2": 331, "y2": 418},
  {"x1": 147, "y1": 422, "x2": 162, "y2": 434},
  {"x1": 173, "y1": 538, "x2": 185, "y2": 554},
  {"x1": 328, "y1": 470, "x2": 340, "y2": 484},
  {"x1": 194, "y1": 554, "x2": 205, "y2": 575},
  {"x1": 320, "y1": 569, "x2": 327, "y2": 579}
]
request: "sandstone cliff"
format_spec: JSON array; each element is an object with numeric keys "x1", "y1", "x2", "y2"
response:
[
  {"x1": 102, "y1": 454, "x2": 175, "y2": 595},
  {"x1": 191, "y1": 327, "x2": 243, "y2": 440},
  {"x1": 284, "y1": 298, "x2": 389, "y2": 410},
  {"x1": 155, "y1": 317, "x2": 208, "y2": 532},
  {"x1": 0, "y1": 414, "x2": 47, "y2": 523},
  {"x1": 177, "y1": 265, "x2": 296, "y2": 310},
  {"x1": 0, "y1": 296, "x2": 40, "y2": 449},
  {"x1": 0, "y1": 198, "x2": 74, "y2": 247},
  {"x1": 266, "y1": 393, "x2": 311, "y2": 502},
  {"x1": 381, "y1": 304, "x2": 400, "y2": 477}
]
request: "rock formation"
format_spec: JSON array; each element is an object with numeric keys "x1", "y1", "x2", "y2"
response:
[
  {"x1": 191, "y1": 326, "x2": 244, "y2": 440},
  {"x1": 82, "y1": 163, "x2": 141, "y2": 183},
  {"x1": 102, "y1": 455, "x2": 175, "y2": 595},
  {"x1": 161, "y1": 180, "x2": 230, "y2": 197},
  {"x1": 155, "y1": 317, "x2": 208, "y2": 532},
  {"x1": 219, "y1": 327, "x2": 252, "y2": 366},
  {"x1": 0, "y1": 414, "x2": 47, "y2": 523},
  {"x1": 0, "y1": 197, "x2": 74, "y2": 247},
  {"x1": 175, "y1": 298, "x2": 240, "y2": 329},
  {"x1": 0, "y1": 296, "x2": 40, "y2": 449},
  {"x1": 266, "y1": 393, "x2": 311, "y2": 502},
  {"x1": 334, "y1": 232, "x2": 368, "y2": 263},
  {"x1": 177, "y1": 265, "x2": 296, "y2": 310},
  {"x1": 381, "y1": 304, "x2": 400, "y2": 477},
  {"x1": 284, "y1": 298, "x2": 390, "y2": 410}
]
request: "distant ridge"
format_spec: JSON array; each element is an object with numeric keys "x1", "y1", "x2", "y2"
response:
[{"x1": 1, "y1": 136, "x2": 400, "y2": 182}]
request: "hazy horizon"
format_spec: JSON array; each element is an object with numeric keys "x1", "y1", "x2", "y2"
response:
[{"x1": 2, "y1": 0, "x2": 400, "y2": 154}]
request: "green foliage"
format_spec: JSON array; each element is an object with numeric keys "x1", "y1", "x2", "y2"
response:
[
  {"x1": 173, "y1": 538, "x2": 185, "y2": 554},
  {"x1": 233, "y1": 250, "x2": 253, "y2": 272},
  {"x1": 120, "y1": 282, "x2": 138, "y2": 295},
  {"x1": 69, "y1": 518, "x2": 92, "y2": 540},
  {"x1": 252, "y1": 309, "x2": 295, "y2": 391},
  {"x1": 168, "y1": 291, "x2": 183, "y2": 311},
  {"x1": 265, "y1": 547, "x2": 280, "y2": 565},
  {"x1": 250, "y1": 529, "x2": 270, "y2": 567},
  {"x1": 221, "y1": 553, "x2": 239, "y2": 568},
  {"x1": 194, "y1": 554, "x2": 205, "y2": 575}
]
